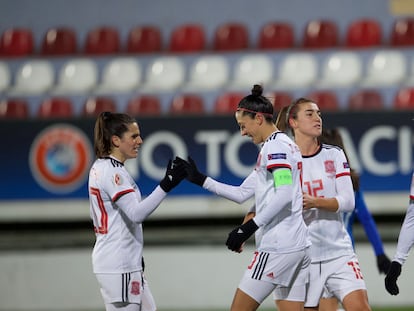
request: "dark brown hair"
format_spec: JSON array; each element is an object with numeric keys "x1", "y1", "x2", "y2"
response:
[
  {"x1": 275, "y1": 97, "x2": 313, "y2": 136},
  {"x1": 320, "y1": 128, "x2": 360, "y2": 191},
  {"x1": 236, "y1": 84, "x2": 274, "y2": 122},
  {"x1": 94, "y1": 111, "x2": 136, "y2": 158}
]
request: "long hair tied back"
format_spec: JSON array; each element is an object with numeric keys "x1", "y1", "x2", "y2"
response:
[
  {"x1": 94, "y1": 111, "x2": 136, "y2": 158},
  {"x1": 236, "y1": 84, "x2": 274, "y2": 120}
]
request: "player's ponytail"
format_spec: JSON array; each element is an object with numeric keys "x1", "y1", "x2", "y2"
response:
[
  {"x1": 93, "y1": 112, "x2": 136, "y2": 158},
  {"x1": 94, "y1": 112, "x2": 111, "y2": 158}
]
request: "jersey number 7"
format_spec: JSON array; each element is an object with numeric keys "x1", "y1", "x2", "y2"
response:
[{"x1": 90, "y1": 187, "x2": 108, "y2": 234}]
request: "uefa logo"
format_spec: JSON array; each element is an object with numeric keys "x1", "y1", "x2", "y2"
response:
[{"x1": 29, "y1": 124, "x2": 92, "y2": 194}]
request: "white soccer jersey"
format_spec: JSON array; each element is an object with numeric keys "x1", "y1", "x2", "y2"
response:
[
  {"x1": 203, "y1": 131, "x2": 310, "y2": 253},
  {"x1": 301, "y1": 143, "x2": 355, "y2": 262},
  {"x1": 253, "y1": 132, "x2": 310, "y2": 253},
  {"x1": 393, "y1": 172, "x2": 414, "y2": 265},
  {"x1": 88, "y1": 156, "x2": 166, "y2": 274}
]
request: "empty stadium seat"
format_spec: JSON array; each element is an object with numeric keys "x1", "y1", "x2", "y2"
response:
[
  {"x1": 273, "y1": 53, "x2": 318, "y2": 89},
  {"x1": 361, "y1": 50, "x2": 406, "y2": 87},
  {"x1": 348, "y1": 90, "x2": 384, "y2": 110},
  {"x1": 0, "y1": 61, "x2": 11, "y2": 93},
  {"x1": 8, "y1": 60, "x2": 55, "y2": 95},
  {"x1": 213, "y1": 92, "x2": 245, "y2": 114},
  {"x1": 228, "y1": 54, "x2": 274, "y2": 90},
  {"x1": 213, "y1": 22, "x2": 249, "y2": 51},
  {"x1": 346, "y1": 18, "x2": 382, "y2": 48},
  {"x1": 169, "y1": 23, "x2": 206, "y2": 52},
  {"x1": 84, "y1": 26, "x2": 120, "y2": 55},
  {"x1": 184, "y1": 55, "x2": 230, "y2": 91},
  {"x1": 53, "y1": 58, "x2": 98, "y2": 94},
  {"x1": 170, "y1": 94, "x2": 205, "y2": 115},
  {"x1": 318, "y1": 51, "x2": 362, "y2": 88},
  {"x1": 83, "y1": 97, "x2": 117, "y2": 117},
  {"x1": 393, "y1": 88, "x2": 414, "y2": 110},
  {"x1": 126, "y1": 95, "x2": 162, "y2": 116},
  {"x1": 37, "y1": 97, "x2": 74, "y2": 118},
  {"x1": 303, "y1": 19, "x2": 338, "y2": 48},
  {"x1": 41, "y1": 27, "x2": 77, "y2": 55},
  {"x1": 95, "y1": 57, "x2": 142, "y2": 94},
  {"x1": 258, "y1": 21, "x2": 294, "y2": 49},
  {"x1": 265, "y1": 91, "x2": 293, "y2": 111},
  {"x1": 140, "y1": 56, "x2": 185, "y2": 92},
  {"x1": 0, "y1": 28, "x2": 34, "y2": 57},
  {"x1": 127, "y1": 25, "x2": 162, "y2": 53},
  {"x1": 0, "y1": 99, "x2": 29, "y2": 119},
  {"x1": 391, "y1": 17, "x2": 414, "y2": 46},
  {"x1": 306, "y1": 90, "x2": 340, "y2": 111}
]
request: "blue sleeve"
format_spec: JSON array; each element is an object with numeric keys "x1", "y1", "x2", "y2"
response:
[
  {"x1": 354, "y1": 189, "x2": 385, "y2": 256},
  {"x1": 343, "y1": 210, "x2": 356, "y2": 248}
]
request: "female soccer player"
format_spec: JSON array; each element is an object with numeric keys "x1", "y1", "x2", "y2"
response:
[
  {"x1": 385, "y1": 171, "x2": 414, "y2": 296},
  {"x1": 176, "y1": 85, "x2": 311, "y2": 311},
  {"x1": 88, "y1": 111, "x2": 186, "y2": 311},
  {"x1": 276, "y1": 98, "x2": 371, "y2": 311},
  {"x1": 318, "y1": 128, "x2": 390, "y2": 311}
]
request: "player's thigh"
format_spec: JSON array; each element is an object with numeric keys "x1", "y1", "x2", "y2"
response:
[
  {"x1": 231, "y1": 288, "x2": 260, "y2": 311},
  {"x1": 276, "y1": 299, "x2": 304, "y2": 311},
  {"x1": 341, "y1": 289, "x2": 371, "y2": 311}
]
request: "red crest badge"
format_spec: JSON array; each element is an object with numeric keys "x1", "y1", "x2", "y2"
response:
[
  {"x1": 131, "y1": 281, "x2": 140, "y2": 295},
  {"x1": 324, "y1": 160, "x2": 335, "y2": 175}
]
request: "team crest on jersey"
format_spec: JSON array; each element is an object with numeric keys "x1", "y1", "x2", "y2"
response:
[
  {"x1": 131, "y1": 281, "x2": 140, "y2": 295},
  {"x1": 324, "y1": 160, "x2": 336, "y2": 175},
  {"x1": 343, "y1": 162, "x2": 350, "y2": 169},
  {"x1": 114, "y1": 173, "x2": 123, "y2": 186},
  {"x1": 268, "y1": 153, "x2": 286, "y2": 160},
  {"x1": 29, "y1": 124, "x2": 92, "y2": 194}
]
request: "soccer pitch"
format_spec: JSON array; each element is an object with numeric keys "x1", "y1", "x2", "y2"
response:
[{"x1": 160, "y1": 308, "x2": 412, "y2": 311}]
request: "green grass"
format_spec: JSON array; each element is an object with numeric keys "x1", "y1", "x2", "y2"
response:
[{"x1": 160, "y1": 308, "x2": 413, "y2": 311}]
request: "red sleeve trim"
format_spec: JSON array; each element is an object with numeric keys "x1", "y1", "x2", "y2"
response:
[
  {"x1": 336, "y1": 172, "x2": 351, "y2": 178},
  {"x1": 112, "y1": 189, "x2": 135, "y2": 202}
]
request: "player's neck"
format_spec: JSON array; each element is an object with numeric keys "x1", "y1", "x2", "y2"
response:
[{"x1": 296, "y1": 136, "x2": 319, "y2": 156}]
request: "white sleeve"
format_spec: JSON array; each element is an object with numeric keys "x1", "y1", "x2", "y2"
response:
[
  {"x1": 394, "y1": 202, "x2": 414, "y2": 265},
  {"x1": 335, "y1": 175, "x2": 355, "y2": 213},
  {"x1": 253, "y1": 183, "x2": 292, "y2": 227},
  {"x1": 335, "y1": 149, "x2": 355, "y2": 213},
  {"x1": 202, "y1": 170, "x2": 256, "y2": 203},
  {"x1": 115, "y1": 185, "x2": 167, "y2": 223}
]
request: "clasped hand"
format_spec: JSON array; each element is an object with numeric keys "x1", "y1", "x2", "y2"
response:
[{"x1": 159, "y1": 157, "x2": 187, "y2": 192}]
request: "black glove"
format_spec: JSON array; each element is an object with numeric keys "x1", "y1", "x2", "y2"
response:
[
  {"x1": 174, "y1": 156, "x2": 206, "y2": 186},
  {"x1": 226, "y1": 219, "x2": 258, "y2": 252},
  {"x1": 159, "y1": 159, "x2": 187, "y2": 192},
  {"x1": 385, "y1": 261, "x2": 402, "y2": 295},
  {"x1": 377, "y1": 253, "x2": 391, "y2": 274}
]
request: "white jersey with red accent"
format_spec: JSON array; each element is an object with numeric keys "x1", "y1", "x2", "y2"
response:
[
  {"x1": 88, "y1": 156, "x2": 166, "y2": 274},
  {"x1": 301, "y1": 143, "x2": 355, "y2": 262},
  {"x1": 393, "y1": 172, "x2": 414, "y2": 265},
  {"x1": 203, "y1": 131, "x2": 310, "y2": 253},
  {"x1": 253, "y1": 131, "x2": 310, "y2": 253}
]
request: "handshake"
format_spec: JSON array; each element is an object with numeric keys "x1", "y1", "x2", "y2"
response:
[
  {"x1": 159, "y1": 156, "x2": 207, "y2": 193},
  {"x1": 160, "y1": 156, "x2": 258, "y2": 253}
]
